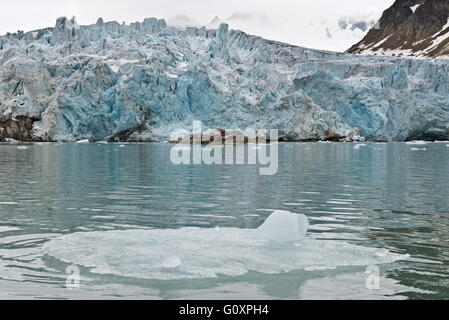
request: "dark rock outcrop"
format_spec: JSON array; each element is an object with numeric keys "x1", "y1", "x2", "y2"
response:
[
  {"x1": 347, "y1": 0, "x2": 449, "y2": 58},
  {"x1": 0, "y1": 116, "x2": 42, "y2": 142}
]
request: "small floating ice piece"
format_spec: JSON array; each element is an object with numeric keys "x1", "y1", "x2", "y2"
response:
[
  {"x1": 76, "y1": 139, "x2": 90, "y2": 144},
  {"x1": 410, "y1": 147, "x2": 427, "y2": 151},
  {"x1": 353, "y1": 144, "x2": 367, "y2": 150},
  {"x1": 406, "y1": 141, "x2": 428, "y2": 145},
  {"x1": 17, "y1": 146, "x2": 28, "y2": 150},
  {"x1": 163, "y1": 256, "x2": 182, "y2": 269}
]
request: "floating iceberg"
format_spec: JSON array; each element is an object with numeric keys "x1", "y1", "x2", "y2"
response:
[
  {"x1": 43, "y1": 210, "x2": 407, "y2": 280},
  {"x1": 406, "y1": 141, "x2": 428, "y2": 145},
  {"x1": 353, "y1": 143, "x2": 367, "y2": 150},
  {"x1": 410, "y1": 147, "x2": 427, "y2": 151}
]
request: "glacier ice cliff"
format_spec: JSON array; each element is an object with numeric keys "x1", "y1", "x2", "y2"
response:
[{"x1": 1, "y1": 16, "x2": 449, "y2": 142}]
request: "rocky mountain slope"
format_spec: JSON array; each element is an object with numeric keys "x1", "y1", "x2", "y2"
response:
[
  {"x1": 1, "y1": 16, "x2": 449, "y2": 142},
  {"x1": 347, "y1": 0, "x2": 449, "y2": 58}
]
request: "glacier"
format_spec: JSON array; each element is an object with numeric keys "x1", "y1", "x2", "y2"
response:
[{"x1": 1, "y1": 16, "x2": 449, "y2": 142}]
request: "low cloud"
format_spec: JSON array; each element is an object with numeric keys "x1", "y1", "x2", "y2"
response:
[{"x1": 0, "y1": 0, "x2": 395, "y2": 52}]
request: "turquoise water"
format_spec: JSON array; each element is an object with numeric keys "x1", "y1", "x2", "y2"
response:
[{"x1": 0, "y1": 142, "x2": 448, "y2": 299}]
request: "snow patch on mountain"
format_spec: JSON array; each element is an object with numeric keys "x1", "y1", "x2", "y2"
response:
[{"x1": 410, "y1": 4, "x2": 421, "y2": 13}]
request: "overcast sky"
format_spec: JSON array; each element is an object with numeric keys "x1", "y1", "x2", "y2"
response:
[{"x1": 0, "y1": 0, "x2": 395, "y2": 52}]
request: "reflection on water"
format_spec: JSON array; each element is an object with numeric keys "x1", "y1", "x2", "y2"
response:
[{"x1": 0, "y1": 142, "x2": 448, "y2": 299}]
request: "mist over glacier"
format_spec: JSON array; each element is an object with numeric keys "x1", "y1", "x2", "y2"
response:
[{"x1": 1, "y1": 16, "x2": 449, "y2": 142}]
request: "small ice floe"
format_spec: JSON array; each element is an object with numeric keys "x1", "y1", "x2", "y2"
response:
[
  {"x1": 353, "y1": 144, "x2": 367, "y2": 150},
  {"x1": 406, "y1": 141, "x2": 428, "y2": 145},
  {"x1": 163, "y1": 256, "x2": 182, "y2": 269},
  {"x1": 17, "y1": 146, "x2": 28, "y2": 150},
  {"x1": 76, "y1": 139, "x2": 90, "y2": 144},
  {"x1": 410, "y1": 147, "x2": 427, "y2": 151},
  {"x1": 96, "y1": 141, "x2": 108, "y2": 144},
  {"x1": 119, "y1": 144, "x2": 125, "y2": 147},
  {"x1": 43, "y1": 210, "x2": 408, "y2": 280},
  {"x1": 447, "y1": 144, "x2": 449, "y2": 148}
]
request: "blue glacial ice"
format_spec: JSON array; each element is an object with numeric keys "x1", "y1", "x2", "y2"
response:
[{"x1": 1, "y1": 17, "x2": 449, "y2": 142}]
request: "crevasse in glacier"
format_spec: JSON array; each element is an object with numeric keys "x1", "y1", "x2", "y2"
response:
[{"x1": 1, "y1": 17, "x2": 448, "y2": 142}]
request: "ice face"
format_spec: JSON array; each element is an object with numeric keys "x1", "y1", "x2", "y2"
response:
[
  {"x1": 43, "y1": 211, "x2": 407, "y2": 280},
  {"x1": 257, "y1": 210, "x2": 309, "y2": 243},
  {"x1": 1, "y1": 17, "x2": 449, "y2": 142}
]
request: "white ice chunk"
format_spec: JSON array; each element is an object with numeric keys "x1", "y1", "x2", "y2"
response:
[
  {"x1": 75, "y1": 139, "x2": 90, "y2": 144},
  {"x1": 257, "y1": 210, "x2": 309, "y2": 243},
  {"x1": 163, "y1": 256, "x2": 182, "y2": 269},
  {"x1": 406, "y1": 141, "x2": 428, "y2": 145},
  {"x1": 353, "y1": 144, "x2": 367, "y2": 150},
  {"x1": 410, "y1": 147, "x2": 427, "y2": 151}
]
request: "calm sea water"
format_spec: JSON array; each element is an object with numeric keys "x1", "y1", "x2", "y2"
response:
[{"x1": 0, "y1": 142, "x2": 448, "y2": 299}]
